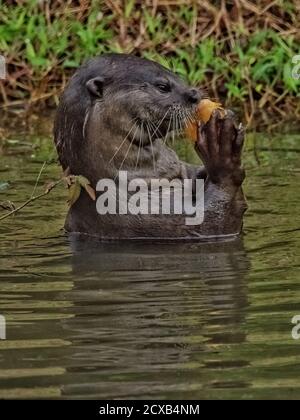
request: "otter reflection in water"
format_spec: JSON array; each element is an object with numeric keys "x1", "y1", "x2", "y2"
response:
[
  {"x1": 54, "y1": 54, "x2": 247, "y2": 240},
  {"x1": 55, "y1": 238, "x2": 250, "y2": 398}
]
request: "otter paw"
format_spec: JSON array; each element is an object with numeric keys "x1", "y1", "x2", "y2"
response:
[{"x1": 195, "y1": 110, "x2": 245, "y2": 186}]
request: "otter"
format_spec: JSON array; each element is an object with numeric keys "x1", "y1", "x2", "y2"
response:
[{"x1": 54, "y1": 53, "x2": 247, "y2": 240}]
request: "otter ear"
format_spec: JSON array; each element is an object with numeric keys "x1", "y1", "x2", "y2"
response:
[{"x1": 86, "y1": 77, "x2": 104, "y2": 98}]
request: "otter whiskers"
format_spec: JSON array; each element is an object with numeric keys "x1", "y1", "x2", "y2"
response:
[
  {"x1": 116, "y1": 123, "x2": 140, "y2": 177},
  {"x1": 162, "y1": 112, "x2": 173, "y2": 147},
  {"x1": 109, "y1": 117, "x2": 138, "y2": 164},
  {"x1": 145, "y1": 122, "x2": 156, "y2": 172},
  {"x1": 150, "y1": 108, "x2": 171, "y2": 139},
  {"x1": 135, "y1": 121, "x2": 144, "y2": 170}
]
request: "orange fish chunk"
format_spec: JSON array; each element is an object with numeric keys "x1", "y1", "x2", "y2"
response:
[{"x1": 185, "y1": 99, "x2": 225, "y2": 142}]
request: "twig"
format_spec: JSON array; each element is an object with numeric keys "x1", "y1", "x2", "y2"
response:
[
  {"x1": 0, "y1": 179, "x2": 63, "y2": 222},
  {"x1": 31, "y1": 161, "x2": 47, "y2": 199}
]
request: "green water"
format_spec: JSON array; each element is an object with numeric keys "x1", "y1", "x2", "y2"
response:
[{"x1": 0, "y1": 127, "x2": 299, "y2": 399}]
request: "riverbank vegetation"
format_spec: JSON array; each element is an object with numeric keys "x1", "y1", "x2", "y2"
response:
[{"x1": 0, "y1": 0, "x2": 299, "y2": 130}]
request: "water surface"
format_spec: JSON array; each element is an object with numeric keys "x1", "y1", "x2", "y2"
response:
[{"x1": 0, "y1": 128, "x2": 299, "y2": 399}]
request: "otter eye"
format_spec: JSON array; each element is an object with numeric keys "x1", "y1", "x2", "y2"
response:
[{"x1": 156, "y1": 82, "x2": 171, "y2": 93}]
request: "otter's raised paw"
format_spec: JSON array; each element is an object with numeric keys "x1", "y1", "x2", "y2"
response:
[{"x1": 194, "y1": 110, "x2": 245, "y2": 187}]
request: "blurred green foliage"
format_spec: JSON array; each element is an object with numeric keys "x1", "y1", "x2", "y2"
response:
[{"x1": 0, "y1": 0, "x2": 299, "y2": 127}]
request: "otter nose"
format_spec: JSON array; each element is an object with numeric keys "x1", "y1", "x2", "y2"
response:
[{"x1": 185, "y1": 88, "x2": 200, "y2": 104}]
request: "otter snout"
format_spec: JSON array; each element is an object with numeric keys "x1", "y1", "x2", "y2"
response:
[{"x1": 184, "y1": 88, "x2": 201, "y2": 105}]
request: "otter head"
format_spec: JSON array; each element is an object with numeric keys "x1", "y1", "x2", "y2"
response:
[{"x1": 54, "y1": 54, "x2": 203, "y2": 175}]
